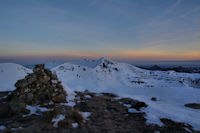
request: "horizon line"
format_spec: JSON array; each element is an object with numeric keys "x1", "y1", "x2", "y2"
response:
[{"x1": 0, "y1": 55, "x2": 200, "y2": 62}]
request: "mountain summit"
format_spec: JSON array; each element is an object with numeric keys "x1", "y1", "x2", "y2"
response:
[{"x1": 70, "y1": 57, "x2": 115, "y2": 68}]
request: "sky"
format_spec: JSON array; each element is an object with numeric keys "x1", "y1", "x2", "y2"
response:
[{"x1": 0, "y1": 0, "x2": 200, "y2": 62}]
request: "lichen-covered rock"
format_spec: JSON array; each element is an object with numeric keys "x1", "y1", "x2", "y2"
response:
[{"x1": 7, "y1": 64, "x2": 67, "y2": 113}]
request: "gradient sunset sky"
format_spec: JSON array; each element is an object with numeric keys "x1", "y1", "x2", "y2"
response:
[{"x1": 0, "y1": 0, "x2": 200, "y2": 61}]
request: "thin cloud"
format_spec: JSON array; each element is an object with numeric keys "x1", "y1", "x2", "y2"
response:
[{"x1": 150, "y1": 0, "x2": 182, "y2": 25}]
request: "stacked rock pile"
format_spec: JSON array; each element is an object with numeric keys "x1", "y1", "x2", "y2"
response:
[{"x1": 7, "y1": 64, "x2": 67, "y2": 113}]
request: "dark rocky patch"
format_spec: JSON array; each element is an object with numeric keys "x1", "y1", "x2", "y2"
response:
[
  {"x1": 160, "y1": 118, "x2": 196, "y2": 133},
  {"x1": 119, "y1": 97, "x2": 147, "y2": 110},
  {"x1": 0, "y1": 103, "x2": 13, "y2": 118},
  {"x1": 185, "y1": 103, "x2": 200, "y2": 109},
  {"x1": 101, "y1": 92, "x2": 118, "y2": 97},
  {"x1": 151, "y1": 97, "x2": 157, "y2": 101},
  {"x1": 113, "y1": 68, "x2": 119, "y2": 71},
  {"x1": 131, "y1": 80, "x2": 145, "y2": 84}
]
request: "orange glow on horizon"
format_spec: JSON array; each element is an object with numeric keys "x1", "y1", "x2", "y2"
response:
[
  {"x1": 0, "y1": 50, "x2": 199, "y2": 61},
  {"x1": 117, "y1": 50, "x2": 200, "y2": 60}
]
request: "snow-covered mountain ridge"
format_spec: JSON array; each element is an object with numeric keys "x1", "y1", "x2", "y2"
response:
[
  {"x1": 0, "y1": 58, "x2": 200, "y2": 130},
  {"x1": 52, "y1": 57, "x2": 200, "y2": 90},
  {"x1": 52, "y1": 58, "x2": 200, "y2": 130}
]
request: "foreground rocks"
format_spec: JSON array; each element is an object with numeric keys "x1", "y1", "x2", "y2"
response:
[
  {"x1": 0, "y1": 90, "x2": 200, "y2": 133},
  {"x1": 0, "y1": 65, "x2": 84, "y2": 132},
  {"x1": 73, "y1": 91, "x2": 199, "y2": 133}
]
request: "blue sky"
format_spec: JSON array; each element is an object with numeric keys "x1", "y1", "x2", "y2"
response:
[{"x1": 0, "y1": 0, "x2": 200, "y2": 61}]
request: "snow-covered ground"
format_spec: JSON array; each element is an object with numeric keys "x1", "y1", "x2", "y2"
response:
[
  {"x1": 52, "y1": 58, "x2": 200, "y2": 130},
  {"x1": 0, "y1": 58, "x2": 200, "y2": 130},
  {"x1": 0, "y1": 63, "x2": 32, "y2": 91}
]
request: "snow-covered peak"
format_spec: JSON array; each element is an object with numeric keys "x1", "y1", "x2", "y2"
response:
[
  {"x1": 97, "y1": 57, "x2": 116, "y2": 66},
  {"x1": 52, "y1": 57, "x2": 200, "y2": 92},
  {"x1": 69, "y1": 57, "x2": 116, "y2": 68},
  {"x1": 97, "y1": 57, "x2": 115, "y2": 64},
  {"x1": 0, "y1": 63, "x2": 32, "y2": 91}
]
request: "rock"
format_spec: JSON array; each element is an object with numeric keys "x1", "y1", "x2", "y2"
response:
[
  {"x1": 33, "y1": 64, "x2": 45, "y2": 73},
  {"x1": 58, "y1": 119, "x2": 73, "y2": 128},
  {"x1": 132, "y1": 102, "x2": 147, "y2": 110},
  {"x1": 113, "y1": 68, "x2": 118, "y2": 71},
  {"x1": 0, "y1": 103, "x2": 12, "y2": 118},
  {"x1": 39, "y1": 76, "x2": 50, "y2": 83},
  {"x1": 69, "y1": 109, "x2": 83, "y2": 124},
  {"x1": 185, "y1": 103, "x2": 200, "y2": 109},
  {"x1": 26, "y1": 93, "x2": 34, "y2": 103},
  {"x1": 9, "y1": 100, "x2": 26, "y2": 114},
  {"x1": 15, "y1": 79, "x2": 29, "y2": 88},
  {"x1": 160, "y1": 118, "x2": 193, "y2": 132},
  {"x1": 151, "y1": 97, "x2": 157, "y2": 101},
  {"x1": 51, "y1": 74, "x2": 58, "y2": 80},
  {"x1": 8, "y1": 122, "x2": 20, "y2": 128},
  {"x1": 52, "y1": 94, "x2": 67, "y2": 103}
]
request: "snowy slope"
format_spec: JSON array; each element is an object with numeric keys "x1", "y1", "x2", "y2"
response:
[
  {"x1": 25, "y1": 61, "x2": 65, "y2": 69},
  {"x1": 52, "y1": 57, "x2": 200, "y2": 130},
  {"x1": 0, "y1": 63, "x2": 32, "y2": 91},
  {"x1": 52, "y1": 57, "x2": 200, "y2": 90},
  {"x1": 70, "y1": 57, "x2": 108, "y2": 68},
  {"x1": 45, "y1": 61, "x2": 65, "y2": 69}
]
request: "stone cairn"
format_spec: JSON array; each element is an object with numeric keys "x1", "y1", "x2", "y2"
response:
[{"x1": 7, "y1": 64, "x2": 67, "y2": 113}]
